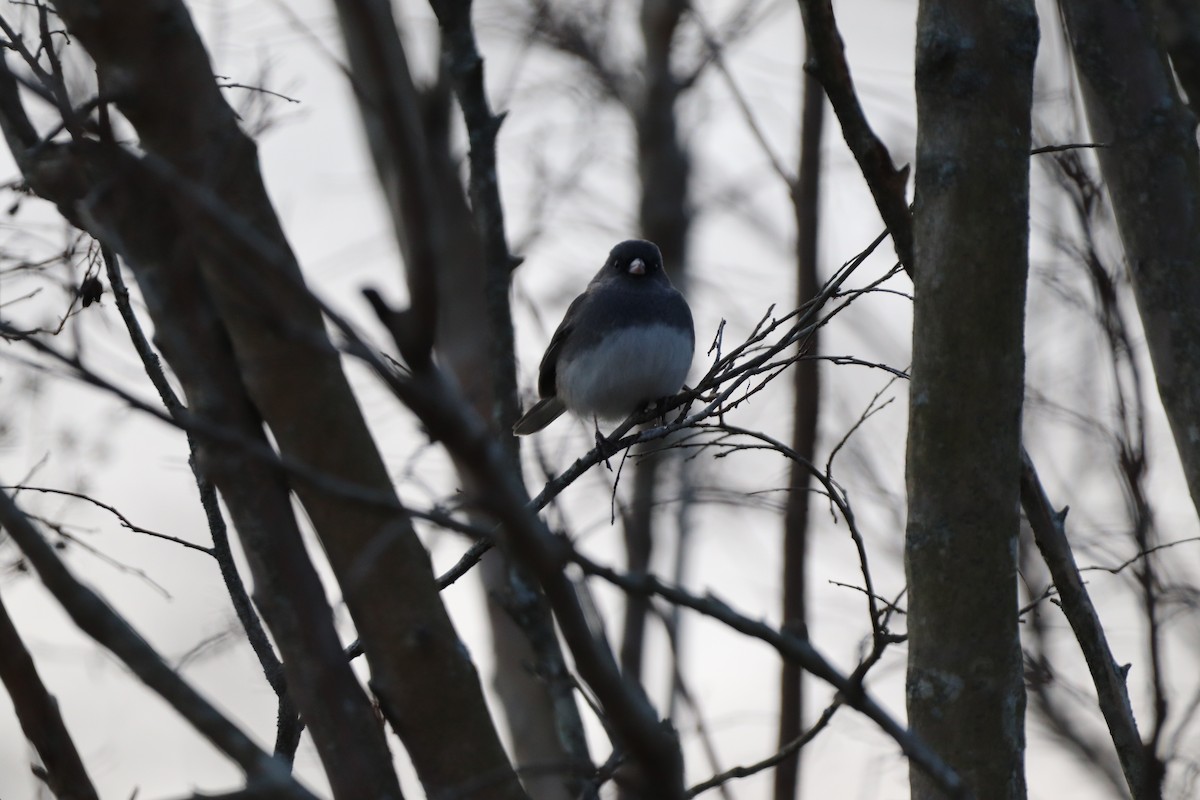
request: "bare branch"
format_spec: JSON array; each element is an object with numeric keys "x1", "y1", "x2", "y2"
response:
[
  {"x1": 4, "y1": 484, "x2": 212, "y2": 556},
  {"x1": 796, "y1": 0, "x2": 912, "y2": 272},
  {"x1": 428, "y1": 0, "x2": 523, "y2": 432},
  {"x1": 364, "y1": 288, "x2": 686, "y2": 800},
  {"x1": 0, "y1": 486, "x2": 310, "y2": 796},
  {"x1": 527, "y1": 226, "x2": 891, "y2": 515},
  {"x1": 569, "y1": 549, "x2": 963, "y2": 797},
  {"x1": 1080, "y1": 537, "x2": 1200, "y2": 576},
  {"x1": 356, "y1": 273, "x2": 967, "y2": 797},
  {"x1": 688, "y1": 5, "x2": 794, "y2": 188},
  {"x1": 0, "y1": 590, "x2": 99, "y2": 800},
  {"x1": 525, "y1": 0, "x2": 632, "y2": 106},
  {"x1": 1020, "y1": 451, "x2": 1151, "y2": 798},
  {"x1": 332, "y1": 0, "x2": 439, "y2": 365},
  {"x1": 688, "y1": 699, "x2": 840, "y2": 798},
  {"x1": 100, "y1": 168, "x2": 302, "y2": 764}
]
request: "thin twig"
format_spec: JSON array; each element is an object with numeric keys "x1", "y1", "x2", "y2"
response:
[
  {"x1": 570, "y1": 549, "x2": 965, "y2": 798},
  {"x1": 1080, "y1": 536, "x2": 1200, "y2": 575},
  {"x1": 99, "y1": 245, "x2": 304, "y2": 757},
  {"x1": 3, "y1": 484, "x2": 212, "y2": 555},
  {"x1": 0, "y1": 487, "x2": 307, "y2": 795}
]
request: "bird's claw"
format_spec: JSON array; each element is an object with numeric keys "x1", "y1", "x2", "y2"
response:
[{"x1": 594, "y1": 420, "x2": 614, "y2": 471}]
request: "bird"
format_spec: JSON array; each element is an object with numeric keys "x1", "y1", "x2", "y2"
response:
[{"x1": 513, "y1": 239, "x2": 694, "y2": 436}]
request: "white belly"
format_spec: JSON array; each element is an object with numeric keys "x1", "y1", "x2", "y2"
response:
[{"x1": 557, "y1": 324, "x2": 693, "y2": 420}]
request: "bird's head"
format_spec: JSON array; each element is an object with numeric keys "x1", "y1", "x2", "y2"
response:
[{"x1": 605, "y1": 239, "x2": 666, "y2": 282}]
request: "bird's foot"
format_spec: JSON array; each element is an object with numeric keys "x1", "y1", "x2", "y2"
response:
[
  {"x1": 593, "y1": 419, "x2": 620, "y2": 471},
  {"x1": 647, "y1": 395, "x2": 677, "y2": 427},
  {"x1": 673, "y1": 385, "x2": 694, "y2": 422}
]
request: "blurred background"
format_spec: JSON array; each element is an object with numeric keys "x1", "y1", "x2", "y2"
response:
[{"x1": 0, "y1": 0, "x2": 1196, "y2": 797}]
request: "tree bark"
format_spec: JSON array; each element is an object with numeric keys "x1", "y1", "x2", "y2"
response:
[
  {"x1": 906, "y1": 2, "x2": 1038, "y2": 798},
  {"x1": 1059, "y1": 0, "x2": 1200, "y2": 559},
  {"x1": 0, "y1": 58, "x2": 404, "y2": 799},
  {"x1": 774, "y1": 63, "x2": 824, "y2": 800},
  {"x1": 332, "y1": 2, "x2": 589, "y2": 793},
  {"x1": 1153, "y1": 0, "x2": 1200, "y2": 117},
  {"x1": 44, "y1": 3, "x2": 525, "y2": 798},
  {"x1": 620, "y1": 0, "x2": 692, "y2": 690}
]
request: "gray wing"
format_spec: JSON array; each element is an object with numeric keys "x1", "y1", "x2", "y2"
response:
[{"x1": 537, "y1": 291, "x2": 590, "y2": 398}]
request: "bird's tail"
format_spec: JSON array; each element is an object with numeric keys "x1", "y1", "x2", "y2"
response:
[{"x1": 512, "y1": 397, "x2": 567, "y2": 435}]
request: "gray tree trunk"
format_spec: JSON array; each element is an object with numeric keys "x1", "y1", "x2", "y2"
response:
[
  {"x1": 332, "y1": 3, "x2": 588, "y2": 795},
  {"x1": 775, "y1": 63, "x2": 825, "y2": 800},
  {"x1": 905, "y1": 2, "x2": 1038, "y2": 798},
  {"x1": 45, "y1": 3, "x2": 528, "y2": 798},
  {"x1": 1060, "y1": 0, "x2": 1200, "y2": 563}
]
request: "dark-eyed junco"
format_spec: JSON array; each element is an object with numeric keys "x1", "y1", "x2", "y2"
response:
[{"x1": 513, "y1": 239, "x2": 694, "y2": 435}]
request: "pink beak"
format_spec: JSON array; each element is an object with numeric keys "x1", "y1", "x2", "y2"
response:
[{"x1": 629, "y1": 258, "x2": 645, "y2": 275}]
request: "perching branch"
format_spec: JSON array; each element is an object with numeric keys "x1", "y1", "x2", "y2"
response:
[
  {"x1": 354, "y1": 252, "x2": 960, "y2": 795},
  {"x1": 528, "y1": 225, "x2": 890, "y2": 516},
  {"x1": 364, "y1": 288, "x2": 687, "y2": 800}
]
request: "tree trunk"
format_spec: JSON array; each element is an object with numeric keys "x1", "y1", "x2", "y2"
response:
[
  {"x1": 332, "y1": 4, "x2": 589, "y2": 793},
  {"x1": 1059, "y1": 0, "x2": 1200, "y2": 572},
  {"x1": 620, "y1": 0, "x2": 691, "y2": 689},
  {"x1": 905, "y1": 2, "x2": 1038, "y2": 798},
  {"x1": 1153, "y1": 0, "x2": 1200, "y2": 117},
  {"x1": 49, "y1": 3, "x2": 527, "y2": 798},
  {"x1": 775, "y1": 63, "x2": 824, "y2": 800}
]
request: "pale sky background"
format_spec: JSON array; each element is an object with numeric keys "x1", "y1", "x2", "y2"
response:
[{"x1": 0, "y1": 0, "x2": 1197, "y2": 798}]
